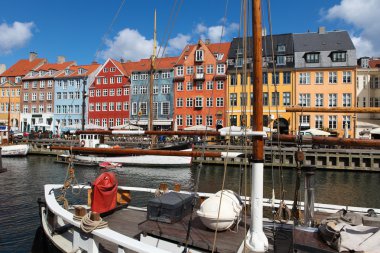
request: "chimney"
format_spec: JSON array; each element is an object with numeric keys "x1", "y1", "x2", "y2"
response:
[
  {"x1": 120, "y1": 58, "x2": 125, "y2": 63},
  {"x1": 57, "y1": 56, "x2": 65, "y2": 64},
  {"x1": 29, "y1": 52, "x2": 37, "y2": 62},
  {"x1": 318, "y1": 26, "x2": 326, "y2": 34},
  {"x1": 205, "y1": 39, "x2": 210, "y2": 45}
]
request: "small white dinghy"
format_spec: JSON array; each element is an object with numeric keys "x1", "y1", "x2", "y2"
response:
[{"x1": 197, "y1": 190, "x2": 243, "y2": 231}]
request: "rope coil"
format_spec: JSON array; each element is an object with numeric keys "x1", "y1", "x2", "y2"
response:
[{"x1": 74, "y1": 212, "x2": 108, "y2": 233}]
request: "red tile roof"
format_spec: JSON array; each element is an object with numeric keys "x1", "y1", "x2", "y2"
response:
[
  {"x1": 369, "y1": 59, "x2": 380, "y2": 68},
  {"x1": 1, "y1": 58, "x2": 46, "y2": 77},
  {"x1": 55, "y1": 63, "x2": 101, "y2": 78},
  {"x1": 122, "y1": 57, "x2": 178, "y2": 74}
]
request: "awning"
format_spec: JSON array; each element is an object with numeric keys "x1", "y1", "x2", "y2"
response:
[{"x1": 129, "y1": 120, "x2": 172, "y2": 126}]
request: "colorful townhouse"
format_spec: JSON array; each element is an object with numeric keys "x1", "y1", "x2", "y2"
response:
[
  {"x1": 226, "y1": 34, "x2": 294, "y2": 134},
  {"x1": 293, "y1": 27, "x2": 357, "y2": 137},
  {"x1": 0, "y1": 52, "x2": 46, "y2": 131},
  {"x1": 88, "y1": 58, "x2": 131, "y2": 128},
  {"x1": 356, "y1": 57, "x2": 380, "y2": 138},
  {"x1": 54, "y1": 63, "x2": 101, "y2": 133},
  {"x1": 129, "y1": 57, "x2": 177, "y2": 130},
  {"x1": 21, "y1": 57, "x2": 76, "y2": 132},
  {"x1": 173, "y1": 40, "x2": 230, "y2": 130}
]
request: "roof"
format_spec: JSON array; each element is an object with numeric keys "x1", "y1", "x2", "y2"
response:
[
  {"x1": 23, "y1": 61, "x2": 76, "y2": 80},
  {"x1": 124, "y1": 57, "x2": 178, "y2": 73},
  {"x1": 293, "y1": 30, "x2": 355, "y2": 52},
  {"x1": 55, "y1": 63, "x2": 101, "y2": 78},
  {"x1": 1, "y1": 58, "x2": 46, "y2": 77},
  {"x1": 176, "y1": 41, "x2": 231, "y2": 65},
  {"x1": 369, "y1": 59, "x2": 380, "y2": 68}
]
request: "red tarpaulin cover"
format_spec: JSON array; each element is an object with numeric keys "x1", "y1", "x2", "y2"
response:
[{"x1": 91, "y1": 172, "x2": 118, "y2": 213}]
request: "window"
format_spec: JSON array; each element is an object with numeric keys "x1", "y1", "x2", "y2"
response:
[
  {"x1": 196, "y1": 115, "x2": 203, "y2": 125},
  {"x1": 263, "y1": 73, "x2": 268, "y2": 84},
  {"x1": 103, "y1": 68, "x2": 108, "y2": 73},
  {"x1": 230, "y1": 115, "x2": 237, "y2": 126},
  {"x1": 48, "y1": 80, "x2": 53, "y2": 87},
  {"x1": 97, "y1": 77, "x2": 101, "y2": 84},
  {"x1": 176, "y1": 66, "x2": 184, "y2": 76},
  {"x1": 283, "y1": 72, "x2": 291, "y2": 84},
  {"x1": 206, "y1": 65, "x2": 214, "y2": 74},
  {"x1": 272, "y1": 73, "x2": 279, "y2": 84},
  {"x1": 216, "y1": 64, "x2": 225, "y2": 74},
  {"x1": 195, "y1": 97, "x2": 203, "y2": 107},
  {"x1": 196, "y1": 82, "x2": 203, "y2": 90},
  {"x1": 124, "y1": 88, "x2": 129, "y2": 95},
  {"x1": 96, "y1": 89, "x2": 101, "y2": 97},
  {"x1": 116, "y1": 102, "x2": 122, "y2": 111},
  {"x1": 283, "y1": 92, "x2": 290, "y2": 106},
  {"x1": 177, "y1": 82, "x2": 184, "y2": 91},
  {"x1": 39, "y1": 92, "x2": 45, "y2": 101},
  {"x1": 305, "y1": 53, "x2": 319, "y2": 63},
  {"x1": 343, "y1": 115, "x2": 351, "y2": 130},
  {"x1": 263, "y1": 92, "x2": 268, "y2": 106},
  {"x1": 342, "y1": 93, "x2": 351, "y2": 107},
  {"x1": 329, "y1": 115, "x2": 337, "y2": 129},
  {"x1": 161, "y1": 85, "x2": 170, "y2": 94},
  {"x1": 109, "y1": 102, "x2": 114, "y2": 111},
  {"x1": 277, "y1": 44, "x2": 285, "y2": 52},
  {"x1": 343, "y1": 71, "x2": 351, "y2": 83},
  {"x1": 32, "y1": 93, "x2": 37, "y2": 101},
  {"x1": 329, "y1": 72, "x2": 337, "y2": 84},
  {"x1": 315, "y1": 115, "x2": 323, "y2": 129},
  {"x1": 206, "y1": 115, "x2": 213, "y2": 126},
  {"x1": 103, "y1": 89, "x2": 108, "y2": 96},
  {"x1": 62, "y1": 92, "x2": 67, "y2": 99},
  {"x1": 196, "y1": 65, "x2": 204, "y2": 74},
  {"x1": 195, "y1": 50, "x2": 204, "y2": 61},
  {"x1": 110, "y1": 77, "x2": 115, "y2": 84},
  {"x1": 89, "y1": 103, "x2": 94, "y2": 111},
  {"x1": 230, "y1": 74, "x2": 237, "y2": 86},
  {"x1": 117, "y1": 88, "x2": 122, "y2": 96},
  {"x1": 103, "y1": 77, "x2": 108, "y2": 84},
  {"x1": 300, "y1": 115, "x2": 310, "y2": 127},
  {"x1": 153, "y1": 85, "x2": 158, "y2": 94},
  {"x1": 276, "y1": 56, "x2": 286, "y2": 65},
  {"x1": 176, "y1": 115, "x2": 183, "y2": 126},
  {"x1": 206, "y1": 81, "x2": 213, "y2": 90},
  {"x1": 102, "y1": 102, "x2": 107, "y2": 111},
  {"x1": 123, "y1": 102, "x2": 129, "y2": 111},
  {"x1": 206, "y1": 97, "x2": 213, "y2": 107},
  {"x1": 40, "y1": 80, "x2": 45, "y2": 88},
  {"x1": 110, "y1": 67, "x2": 116, "y2": 72},
  {"x1": 331, "y1": 52, "x2": 346, "y2": 62},
  {"x1": 216, "y1": 81, "x2": 224, "y2": 90},
  {"x1": 299, "y1": 73, "x2": 310, "y2": 84},
  {"x1": 140, "y1": 86, "x2": 147, "y2": 94},
  {"x1": 102, "y1": 119, "x2": 107, "y2": 128},
  {"x1": 186, "y1": 82, "x2": 193, "y2": 91},
  {"x1": 177, "y1": 98, "x2": 183, "y2": 107},
  {"x1": 315, "y1": 72, "x2": 323, "y2": 84},
  {"x1": 96, "y1": 103, "x2": 101, "y2": 111},
  {"x1": 39, "y1": 105, "x2": 44, "y2": 113},
  {"x1": 69, "y1": 92, "x2": 74, "y2": 99},
  {"x1": 162, "y1": 72, "x2": 171, "y2": 79},
  {"x1": 241, "y1": 92, "x2": 247, "y2": 106},
  {"x1": 109, "y1": 118, "x2": 114, "y2": 128},
  {"x1": 329, "y1": 94, "x2": 337, "y2": 107},
  {"x1": 186, "y1": 66, "x2": 194, "y2": 75},
  {"x1": 159, "y1": 102, "x2": 169, "y2": 116},
  {"x1": 32, "y1": 81, "x2": 37, "y2": 88},
  {"x1": 117, "y1": 76, "x2": 122, "y2": 83},
  {"x1": 186, "y1": 98, "x2": 193, "y2": 107},
  {"x1": 132, "y1": 73, "x2": 139, "y2": 80},
  {"x1": 24, "y1": 82, "x2": 29, "y2": 89},
  {"x1": 315, "y1": 94, "x2": 324, "y2": 107},
  {"x1": 299, "y1": 93, "x2": 311, "y2": 107},
  {"x1": 139, "y1": 102, "x2": 147, "y2": 115},
  {"x1": 230, "y1": 93, "x2": 237, "y2": 106},
  {"x1": 216, "y1": 97, "x2": 224, "y2": 107},
  {"x1": 186, "y1": 115, "x2": 193, "y2": 126},
  {"x1": 47, "y1": 92, "x2": 52, "y2": 100},
  {"x1": 132, "y1": 86, "x2": 138, "y2": 95},
  {"x1": 131, "y1": 102, "x2": 137, "y2": 115},
  {"x1": 154, "y1": 73, "x2": 160, "y2": 79}
]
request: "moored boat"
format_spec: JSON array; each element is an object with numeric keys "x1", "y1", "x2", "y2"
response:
[{"x1": 1, "y1": 144, "x2": 29, "y2": 156}]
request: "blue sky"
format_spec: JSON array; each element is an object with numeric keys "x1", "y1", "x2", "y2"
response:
[{"x1": 1, "y1": 0, "x2": 379, "y2": 69}]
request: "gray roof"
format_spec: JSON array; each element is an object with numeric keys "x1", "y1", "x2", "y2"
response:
[{"x1": 293, "y1": 30, "x2": 355, "y2": 52}]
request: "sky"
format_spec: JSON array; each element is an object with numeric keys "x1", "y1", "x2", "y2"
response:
[{"x1": 1, "y1": 0, "x2": 379, "y2": 69}]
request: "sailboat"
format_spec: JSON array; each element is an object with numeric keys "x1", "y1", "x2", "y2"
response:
[{"x1": 38, "y1": 1, "x2": 380, "y2": 253}]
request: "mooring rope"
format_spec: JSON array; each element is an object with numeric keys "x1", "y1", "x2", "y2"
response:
[{"x1": 73, "y1": 212, "x2": 108, "y2": 233}]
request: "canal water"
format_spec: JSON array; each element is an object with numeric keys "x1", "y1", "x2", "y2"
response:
[{"x1": 0, "y1": 155, "x2": 380, "y2": 252}]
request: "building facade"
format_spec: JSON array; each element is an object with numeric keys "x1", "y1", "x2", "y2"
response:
[
  {"x1": 88, "y1": 59, "x2": 130, "y2": 129},
  {"x1": 293, "y1": 27, "x2": 357, "y2": 137},
  {"x1": 21, "y1": 58, "x2": 75, "y2": 132},
  {"x1": 54, "y1": 63, "x2": 101, "y2": 134},
  {"x1": 173, "y1": 40, "x2": 230, "y2": 130},
  {"x1": 130, "y1": 57, "x2": 177, "y2": 130}
]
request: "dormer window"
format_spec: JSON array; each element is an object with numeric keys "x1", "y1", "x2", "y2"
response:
[
  {"x1": 39, "y1": 70, "x2": 44, "y2": 76},
  {"x1": 304, "y1": 53, "x2": 320, "y2": 63},
  {"x1": 195, "y1": 50, "x2": 204, "y2": 62},
  {"x1": 78, "y1": 68, "x2": 86, "y2": 74},
  {"x1": 0, "y1": 77, "x2": 6, "y2": 84},
  {"x1": 49, "y1": 70, "x2": 55, "y2": 76},
  {"x1": 65, "y1": 69, "x2": 70, "y2": 75},
  {"x1": 277, "y1": 44, "x2": 286, "y2": 52},
  {"x1": 330, "y1": 51, "x2": 347, "y2": 62},
  {"x1": 15, "y1": 76, "x2": 22, "y2": 83}
]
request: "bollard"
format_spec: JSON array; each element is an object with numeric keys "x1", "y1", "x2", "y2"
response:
[{"x1": 303, "y1": 165, "x2": 316, "y2": 227}]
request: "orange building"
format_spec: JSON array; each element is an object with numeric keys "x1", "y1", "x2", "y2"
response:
[{"x1": 173, "y1": 40, "x2": 230, "y2": 130}]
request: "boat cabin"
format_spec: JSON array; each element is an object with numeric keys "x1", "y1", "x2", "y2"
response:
[{"x1": 79, "y1": 133, "x2": 104, "y2": 148}]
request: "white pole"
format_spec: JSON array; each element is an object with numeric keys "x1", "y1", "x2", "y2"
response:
[{"x1": 245, "y1": 162, "x2": 268, "y2": 252}]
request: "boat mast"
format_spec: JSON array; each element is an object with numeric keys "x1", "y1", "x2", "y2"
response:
[
  {"x1": 7, "y1": 84, "x2": 11, "y2": 144},
  {"x1": 82, "y1": 78, "x2": 87, "y2": 131},
  {"x1": 149, "y1": 9, "x2": 157, "y2": 133},
  {"x1": 246, "y1": 0, "x2": 268, "y2": 251}
]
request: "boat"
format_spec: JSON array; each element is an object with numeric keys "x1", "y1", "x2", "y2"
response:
[
  {"x1": 38, "y1": 1, "x2": 380, "y2": 253},
  {"x1": 1, "y1": 144, "x2": 29, "y2": 156},
  {"x1": 54, "y1": 154, "x2": 99, "y2": 167},
  {"x1": 99, "y1": 161, "x2": 122, "y2": 169}
]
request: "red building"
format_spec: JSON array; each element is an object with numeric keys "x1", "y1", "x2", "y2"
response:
[
  {"x1": 173, "y1": 40, "x2": 230, "y2": 130},
  {"x1": 88, "y1": 58, "x2": 135, "y2": 128}
]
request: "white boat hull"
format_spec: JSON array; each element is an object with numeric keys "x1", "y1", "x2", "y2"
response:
[
  {"x1": 1, "y1": 144, "x2": 29, "y2": 156},
  {"x1": 75, "y1": 154, "x2": 192, "y2": 167}
]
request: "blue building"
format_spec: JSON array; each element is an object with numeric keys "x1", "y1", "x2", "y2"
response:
[
  {"x1": 129, "y1": 57, "x2": 177, "y2": 130},
  {"x1": 53, "y1": 64, "x2": 100, "y2": 134}
]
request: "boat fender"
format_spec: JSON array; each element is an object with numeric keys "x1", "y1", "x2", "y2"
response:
[
  {"x1": 91, "y1": 172, "x2": 118, "y2": 213},
  {"x1": 80, "y1": 140, "x2": 85, "y2": 147}
]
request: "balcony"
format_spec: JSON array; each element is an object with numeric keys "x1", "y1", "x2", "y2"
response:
[
  {"x1": 173, "y1": 75, "x2": 185, "y2": 81},
  {"x1": 193, "y1": 73, "x2": 205, "y2": 80},
  {"x1": 215, "y1": 73, "x2": 227, "y2": 80}
]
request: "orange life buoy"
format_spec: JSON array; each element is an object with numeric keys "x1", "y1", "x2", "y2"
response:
[{"x1": 80, "y1": 140, "x2": 85, "y2": 147}]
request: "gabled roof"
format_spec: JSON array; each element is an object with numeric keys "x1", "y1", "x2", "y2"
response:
[
  {"x1": 126, "y1": 57, "x2": 178, "y2": 73},
  {"x1": 23, "y1": 61, "x2": 76, "y2": 79},
  {"x1": 293, "y1": 30, "x2": 355, "y2": 52},
  {"x1": 1, "y1": 58, "x2": 46, "y2": 77},
  {"x1": 55, "y1": 63, "x2": 101, "y2": 78}
]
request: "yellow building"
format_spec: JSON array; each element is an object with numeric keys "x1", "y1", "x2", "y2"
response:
[{"x1": 0, "y1": 81, "x2": 21, "y2": 133}]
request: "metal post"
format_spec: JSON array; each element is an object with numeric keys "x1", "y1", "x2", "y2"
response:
[
  {"x1": 303, "y1": 165, "x2": 316, "y2": 227},
  {"x1": 82, "y1": 78, "x2": 87, "y2": 131}
]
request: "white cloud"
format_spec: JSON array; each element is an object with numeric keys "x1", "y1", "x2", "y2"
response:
[
  {"x1": 194, "y1": 22, "x2": 239, "y2": 43},
  {"x1": 324, "y1": 0, "x2": 380, "y2": 57},
  {"x1": 166, "y1": 33, "x2": 191, "y2": 55},
  {"x1": 99, "y1": 28, "x2": 154, "y2": 61},
  {"x1": 0, "y1": 21, "x2": 34, "y2": 55}
]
